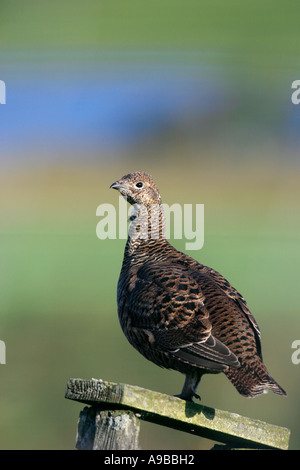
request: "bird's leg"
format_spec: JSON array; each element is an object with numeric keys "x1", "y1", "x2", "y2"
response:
[{"x1": 174, "y1": 371, "x2": 203, "y2": 402}]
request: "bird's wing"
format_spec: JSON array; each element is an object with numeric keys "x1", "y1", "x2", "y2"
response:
[
  {"x1": 173, "y1": 256, "x2": 263, "y2": 360},
  {"x1": 203, "y1": 265, "x2": 260, "y2": 333},
  {"x1": 178, "y1": 251, "x2": 261, "y2": 339},
  {"x1": 126, "y1": 263, "x2": 239, "y2": 370}
]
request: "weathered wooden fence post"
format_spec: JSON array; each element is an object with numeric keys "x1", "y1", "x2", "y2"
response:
[
  {"x1": 76, "y1": 407, "x2": 140, "y2": 450},
  {"x1": 65, "y1": 378, "x2": 290, "y2": 450}
]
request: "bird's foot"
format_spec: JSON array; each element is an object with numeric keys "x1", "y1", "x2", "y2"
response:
[{"x1": 174, "y1": 391, "x2": 201, "y2": 403}]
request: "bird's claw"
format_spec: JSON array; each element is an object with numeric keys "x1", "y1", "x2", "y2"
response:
[{"x1": 174, "y1": 391, "x2": 201, "y2": 402}]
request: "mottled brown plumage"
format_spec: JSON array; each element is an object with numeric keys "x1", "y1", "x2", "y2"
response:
[{"x1": 110, "y1": 171, "x2": 287, "y2": 401}]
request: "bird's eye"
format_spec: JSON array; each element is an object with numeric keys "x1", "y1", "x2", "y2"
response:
[{"x1": 135, "y1": 182, "x2": 143, "y2": 188}]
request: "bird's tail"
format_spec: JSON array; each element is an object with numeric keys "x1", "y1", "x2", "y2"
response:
[{"x1": 225, "y1": 361, "x2": 287, "y2": 398}]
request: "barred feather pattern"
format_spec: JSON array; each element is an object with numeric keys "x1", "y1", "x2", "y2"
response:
[{"x1": 110, "y1": 171, "x2": 287, "y2": 401}]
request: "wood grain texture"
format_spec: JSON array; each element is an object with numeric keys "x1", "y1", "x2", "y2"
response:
[
  {"x1": 66, "y1": 378, "x2": 290, "y2": 450},
  {"x1": 76, "y1": 406, "x2": 140, "y2": 450}
]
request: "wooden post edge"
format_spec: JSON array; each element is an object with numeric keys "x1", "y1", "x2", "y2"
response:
[{"x1": 65, "y1": 378, "x2": 290, "y2": 450}]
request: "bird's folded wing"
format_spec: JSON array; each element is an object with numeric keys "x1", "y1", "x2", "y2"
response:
[
  {"x1": 127, "y1": 264, "x2": 239, "y2": 370},
  {"x1": 199, "y1": 264, "x2": 261, "y2": 338},
  {"x1": 153, "y1": 328, "x2": 239, "y2": 369}
]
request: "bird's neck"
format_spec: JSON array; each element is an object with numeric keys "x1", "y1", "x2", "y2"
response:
[{"x1": 126, "y1": 202, "x2": 166, "y2": 254}]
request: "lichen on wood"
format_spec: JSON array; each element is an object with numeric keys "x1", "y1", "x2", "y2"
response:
[{"x1": 66, "y1": 378, "x2": 290, "y2": 450}]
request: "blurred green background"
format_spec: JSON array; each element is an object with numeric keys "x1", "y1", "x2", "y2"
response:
[{"x1": 1, "y1": 0, "x2": 300, "y2": 450}]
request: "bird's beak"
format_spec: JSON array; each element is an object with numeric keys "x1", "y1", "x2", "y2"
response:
[{"x1": 110, "y1": 180, "x2": 122, "y2": 190}]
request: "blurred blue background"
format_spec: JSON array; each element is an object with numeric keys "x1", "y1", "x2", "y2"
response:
[{"x1": 0, "y1": 0, "x2": 299, "y2": 449}]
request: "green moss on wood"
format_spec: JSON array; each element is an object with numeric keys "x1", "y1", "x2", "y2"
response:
[{"x1": 65, "y1": 378, "x2": 290, "y2": 450}]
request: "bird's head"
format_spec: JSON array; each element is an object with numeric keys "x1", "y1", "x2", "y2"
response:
[{"x1": 110, "y1": 171, "x2": 162, "y2": 206}]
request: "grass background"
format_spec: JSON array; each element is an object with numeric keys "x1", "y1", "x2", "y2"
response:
[{"x1": 0, "y1": 0, "x2": 300, "y2": 450}]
